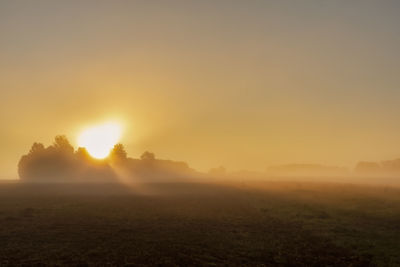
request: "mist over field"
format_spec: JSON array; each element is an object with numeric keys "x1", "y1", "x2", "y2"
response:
[
  {"x1": 16, "y1": 135, "x2": 400, "y2": 187},
  {"x1": 1, "y1": 140, "x2": 400, "y2": 266},
  {"x1": 0, "y1": 136, "x2": 397, "y2": 266}
]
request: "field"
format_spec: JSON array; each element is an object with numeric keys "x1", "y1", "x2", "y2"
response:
[{"x1": 0, "y1": 181, "x2": 399, "y2": 266}]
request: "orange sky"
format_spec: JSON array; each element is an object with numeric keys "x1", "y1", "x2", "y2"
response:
[{"x1": 1, "y1": 1, "x2": 400, "y2": 179}]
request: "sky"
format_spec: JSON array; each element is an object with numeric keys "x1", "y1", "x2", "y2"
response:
[{"x1": 1, "y1": 0, "x2": 400, "y2": 179}]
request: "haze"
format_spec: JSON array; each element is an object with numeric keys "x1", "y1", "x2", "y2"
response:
[{"x1": 1, "y1": 1, "x2": 400, "y2": 179}]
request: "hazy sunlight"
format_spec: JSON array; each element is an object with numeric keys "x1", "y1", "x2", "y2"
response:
[{"x1": 77, "y1": 122, "x2": 122, "y2": 159}]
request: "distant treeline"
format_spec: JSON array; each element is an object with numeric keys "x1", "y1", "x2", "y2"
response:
[
  {"x1": 355, "y1": 159, "x2": 400, "y2": 176},
  {"x1": 18, "y1": 135, "x2": 400, "y2": 182},
  {"x1": 18, "y1": 136, "x2": 198, "y2": 183},
  {"x1": 267, "y1": 164, "x2": 349, "y2": 176}
]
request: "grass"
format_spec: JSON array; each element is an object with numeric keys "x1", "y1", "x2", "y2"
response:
[{"x1": 0, "y1": 181, "x2": 399, "y2": 266}]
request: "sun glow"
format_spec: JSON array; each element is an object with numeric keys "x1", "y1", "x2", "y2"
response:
[{"x1": 77, "y1": 122, "x2": 122, "y2": 159}]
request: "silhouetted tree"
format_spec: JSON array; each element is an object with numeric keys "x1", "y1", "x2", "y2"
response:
[
  {"x1": 29, "y1": 142, "x2": 45, "y2": 154},
  {"x1": 141, "y1": 151, "x2": 155, "y2": 161},
  {"x1": 110, "y1": 143, "x2": 127, "y2": 161},
  {"x1": 209, "y1": 166, "x2": 226, "y2": 176},
  {"x1": 52, "y1": 135, "x2": 74, "y2": 154},
  {"x1": 75, "y1": 147, "x2": 91, "y2": 160},
  {"x1": 18, "y1": 136, "x2": 198, "y2": 183},
  {"x1": 19, "y1": 136, "x2": 76, "y2": 182}
]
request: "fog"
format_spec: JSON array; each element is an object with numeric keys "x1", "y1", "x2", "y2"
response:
[{"x1": 15, "y1": 135, "x2": 400, "y2": 187}]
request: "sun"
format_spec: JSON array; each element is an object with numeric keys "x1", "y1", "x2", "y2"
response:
[{"x1": 77, "y1": 122, "x2": 122, "y2": 159}]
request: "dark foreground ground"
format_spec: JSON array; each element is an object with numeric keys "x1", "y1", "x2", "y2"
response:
[{"x1": 0, "y1": 181, "x2": 399, "y2": 266}]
